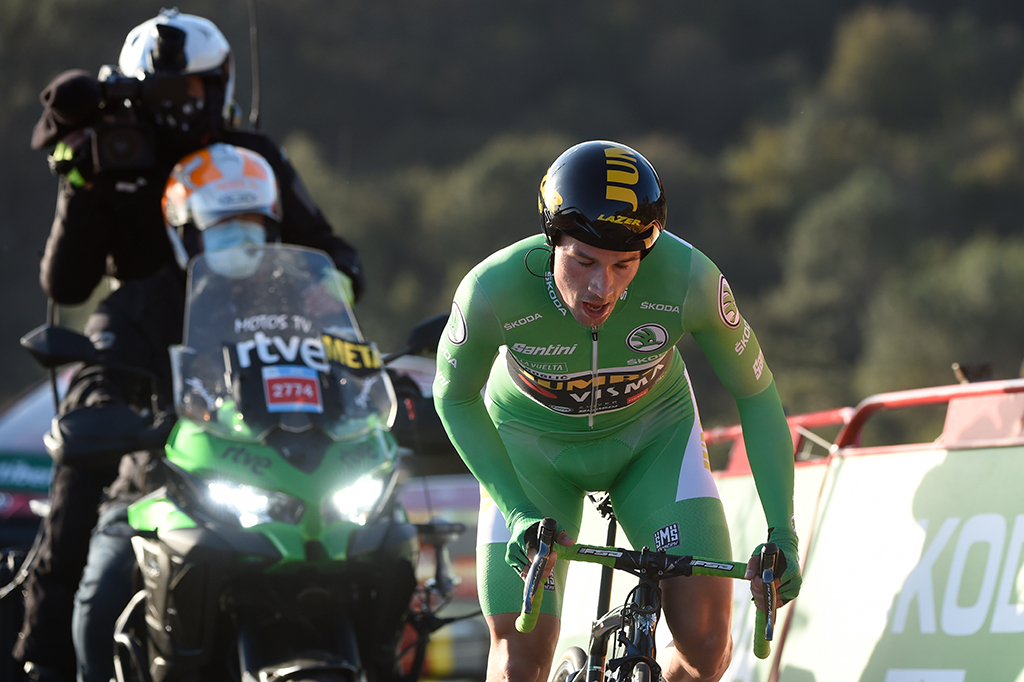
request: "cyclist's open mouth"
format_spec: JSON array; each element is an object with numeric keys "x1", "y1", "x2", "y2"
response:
[{"x1": 581, "y1": 300, "x2": 611, "y2": 322}]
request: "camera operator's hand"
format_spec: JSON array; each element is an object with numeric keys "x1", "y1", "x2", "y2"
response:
[{"x1": 48, "y1": 131, "x2": 95, "y2": 188}]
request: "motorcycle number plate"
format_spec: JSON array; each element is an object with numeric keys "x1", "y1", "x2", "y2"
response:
[{"x1": 262, "y1": 365, "x2": 323, "y2": 413}]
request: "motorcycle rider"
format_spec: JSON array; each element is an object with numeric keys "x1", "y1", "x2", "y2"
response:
[
  {"x1": 72, "y1": 142, "x2": 327, "y2": 682},
  {"x1": 18, "y1": 11, "x2": 364, "y2": 682}
]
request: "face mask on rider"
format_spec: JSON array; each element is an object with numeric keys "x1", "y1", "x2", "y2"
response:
[{"x1": 201, "y1": 218, "x2": 268, "y2": 278}]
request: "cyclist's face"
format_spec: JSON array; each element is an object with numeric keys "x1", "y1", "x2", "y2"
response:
[{"x1": 553, "y1": 234, "x2": 640, "y2": 327}]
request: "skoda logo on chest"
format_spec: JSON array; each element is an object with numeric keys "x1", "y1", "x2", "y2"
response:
[{"x1": 626, "y1": 324, "x2": 669, "y2": 353}]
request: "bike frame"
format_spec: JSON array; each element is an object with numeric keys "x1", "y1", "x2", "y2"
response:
[
  {"x1": 584, "y1": 495, "x2": 660, "y2": 682},
  {"x1": 518, "y1": 501, "x2": 774, "y2": 682}
]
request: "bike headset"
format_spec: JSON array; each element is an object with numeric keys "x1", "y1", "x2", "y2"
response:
[
  {"x1": 163, "y1": 143, "x2": 282, "y2": 279},
  {"x1": 118, "y1": 8, "x2": 237, "y2": 147},
  {"x1": 538, "y1": 140, "x2": 666, "y2": 271}
]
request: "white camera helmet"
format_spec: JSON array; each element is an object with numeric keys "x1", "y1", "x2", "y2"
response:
[{"x1": 118, "y1": 8, "x2": 235, "y2": 128}]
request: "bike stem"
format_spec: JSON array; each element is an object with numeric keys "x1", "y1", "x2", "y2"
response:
[{"x1": 596, "y1": 507, "x2": 616, "y2": 619}]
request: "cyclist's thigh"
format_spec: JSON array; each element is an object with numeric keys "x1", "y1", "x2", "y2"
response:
[
  {"x1": 471, "y1": 413, "x2": 598, "y2": 614},
  {"x1": 475, "y1": 488, "x2": 575, "y2": 618},
  {"x1": 609, "y1": 397, "x2": 731, "y2": 559}
]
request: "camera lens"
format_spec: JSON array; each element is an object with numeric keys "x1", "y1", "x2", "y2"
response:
[
  {"x1": 93, "y1": 124, "x2": 155, "y2": 170},
  {"x1": 101, "y1": 129, "x2": 145, "y2": 165}
]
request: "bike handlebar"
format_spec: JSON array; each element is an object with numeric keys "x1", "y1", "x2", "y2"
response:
[{"x1": 516, "y1": 518, "x2": 776, "y2": 660}]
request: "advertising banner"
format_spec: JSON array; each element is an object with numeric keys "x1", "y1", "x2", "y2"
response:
[
  {"x1": 759, "y1": 446, "x2": 1024, "y2": 682},
  {"x1": 717, "y1": 461, "x2": 827, "y2": 681}
]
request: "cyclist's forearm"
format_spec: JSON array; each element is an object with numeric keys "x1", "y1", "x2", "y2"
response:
[
  {"x1": 735, "y1": 380, "x2": 795, "y2": 531},
  {"x1": 434, "y1": 393, "x2": 539, "y2": 523}
]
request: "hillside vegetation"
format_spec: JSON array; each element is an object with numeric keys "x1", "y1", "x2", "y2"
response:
[{"x1": 3, "y1": 1, "x2": 1023, "y2": 437}]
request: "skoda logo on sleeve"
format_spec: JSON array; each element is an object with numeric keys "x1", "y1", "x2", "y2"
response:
[
  {"x1": 626, "y1": 324, "x2": 668, "y2": 353},
  {"x1": 718, "y1": 275, "x2": 741, "y2": 329},
  {"x1": 447, "y1": 301, "x2": 468, "y2": 346}
]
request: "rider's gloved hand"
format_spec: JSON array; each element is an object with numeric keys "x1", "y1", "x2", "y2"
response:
[
  {"x1": 139, "y1": 411, "x2": 178, "y2": 450},
  {"x1": 306, "y1": 268, "x2": 355, "y2": 315},
  {"x1": 324, "y1": 268, "x2": 355, "y2": 307},
  {"x1": 751, "y1": 526, "x2": 801, "y2": 605},
  {"x1": 505, "y1": 513, "x2": 546, "y2": 573}
]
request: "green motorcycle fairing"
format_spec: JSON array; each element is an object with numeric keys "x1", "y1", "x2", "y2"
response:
[
  {"x1": 126, "y1": 415, "x2": 411, "y2": 570},
  {"x1": 128, "y1": 245, "x2": 418, "y2": 573}
]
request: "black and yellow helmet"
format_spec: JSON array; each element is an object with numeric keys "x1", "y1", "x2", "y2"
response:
[{"x1": 539, "y1": 140, "x2": 665, "y2": 257}]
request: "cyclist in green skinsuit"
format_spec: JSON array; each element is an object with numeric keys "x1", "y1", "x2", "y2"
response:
[{"x1": 433, "y1": 140, "x2": 801, "y2": 682}]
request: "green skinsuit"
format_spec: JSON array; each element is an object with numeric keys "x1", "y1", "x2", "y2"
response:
[{"x1": 433, "y1": 233, "x2": 793, "y2": 616}]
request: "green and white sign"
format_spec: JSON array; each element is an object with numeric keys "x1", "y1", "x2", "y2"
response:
[{"x1": 557, "y1": 442, "x2": 1024, "y2": 682}]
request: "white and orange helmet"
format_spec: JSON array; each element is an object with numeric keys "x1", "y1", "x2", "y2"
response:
[{"x1": 163, "y1": 143, "x2": 281, "y2": 277}]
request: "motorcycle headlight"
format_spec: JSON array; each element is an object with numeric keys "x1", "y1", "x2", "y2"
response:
[
  {"x1": 326, "y1": 472, "x2": 387, "y2": 526},
  {"x1": 205, "y1": 480, "x2": 305, "y2": 528}
]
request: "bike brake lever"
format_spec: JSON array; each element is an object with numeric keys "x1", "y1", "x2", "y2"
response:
[
  {"x1": 521, "y1": 518, "x2": 558, "y2": 615},
  {"x1": 759, "y1": 542, "x2": 780, "y2": 641},
  {"x1": 537, "y1": 517, "x2": 557, "y2": 554}
]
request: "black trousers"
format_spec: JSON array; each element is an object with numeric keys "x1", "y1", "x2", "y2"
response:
[{"x1": 12, "y1": 462, "x2": 119, "y2": 676}]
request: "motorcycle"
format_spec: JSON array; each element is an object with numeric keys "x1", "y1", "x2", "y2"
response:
[{"x1": 20, "y1": 244, "x2": 468, "y2": 682}]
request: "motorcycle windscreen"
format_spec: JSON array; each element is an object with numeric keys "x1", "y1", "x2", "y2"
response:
[{"x1": 169, "y1": 244, "x2": 397, "y2": 443}]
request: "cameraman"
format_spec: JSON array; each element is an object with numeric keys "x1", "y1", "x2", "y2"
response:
[{"x1": 17, "y1": 10, "x2": 365, "y2": 682}]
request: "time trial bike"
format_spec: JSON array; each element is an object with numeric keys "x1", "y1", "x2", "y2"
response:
[{"x1": 517, "y1": 494, "x2": 779, "y2": 682}]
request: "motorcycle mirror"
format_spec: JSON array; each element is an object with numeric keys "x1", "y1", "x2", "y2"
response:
[
  {"x1": 406, "y1": 312, "x2": 449, "y2": 354},
  {"x1": 415, "y1": 516, "x2": 466, "y2": 599},
  {"x1": 382, "y1": 312, "x2": 449, "y2": 364},
  {"x1": 20, "y1": 324, "x2": 100, "y2": 368},
  {"x1": 44, "y1": 403, "x2": 147, "y2": 467}
]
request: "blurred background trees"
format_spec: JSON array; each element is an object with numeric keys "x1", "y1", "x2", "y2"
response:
[{"x1": 3, "y1": 0, "x2": 1024, "y2": 436}]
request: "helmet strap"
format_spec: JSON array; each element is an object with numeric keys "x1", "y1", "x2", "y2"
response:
[
  {"x1": 524, "y1": 246, "x2": 552, "y2": 279},
  {"x1": 166, "y1": 225, "x2": 190, "y2": 270}
]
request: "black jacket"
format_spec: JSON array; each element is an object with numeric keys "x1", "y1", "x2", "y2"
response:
[
  {"x1": 39, "y1": 128, "x2": 365, "y2": 304},
  {"x1": 66, "y1": 265, "x2": 185, "y2": 509}
]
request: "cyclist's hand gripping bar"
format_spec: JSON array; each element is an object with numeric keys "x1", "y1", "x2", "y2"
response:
[
  {"x1": 516, "y1": 517, "x2": 558, "y2": 633},
  {"x1": 753, "y1": 542, "x2": 780, "y2": 660}
]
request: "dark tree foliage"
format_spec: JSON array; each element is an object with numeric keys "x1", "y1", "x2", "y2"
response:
[{"x1": 2, "y1": 0, "x2": 1023, "y2": 442}]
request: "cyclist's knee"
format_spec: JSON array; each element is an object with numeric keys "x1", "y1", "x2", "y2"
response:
[
  {"x1": 661, "y1": 585, "x2": 733, "y2": 682},
  {"x1": 488, "y1": 650, "x2": 548, "y2": 682},
  {"x1": 485, "y1": 613, "x2": 560, "y2": 682},
  {"x1": 673, "y1": 630, "x2": 732, "y2": 680}
]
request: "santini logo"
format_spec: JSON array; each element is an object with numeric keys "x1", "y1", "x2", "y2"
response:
[{"x1": 654, "y1": 523, "x2": 680, "y2": 551}]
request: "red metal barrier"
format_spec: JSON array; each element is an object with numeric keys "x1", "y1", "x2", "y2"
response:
[
  {"x1": 706, "y1": 406, "x2": 854, "y2": 474},
  {"x1": 832, "y1": 377, "x2": 1024, "y2": 449}
]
